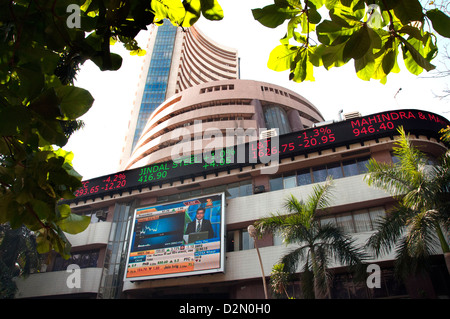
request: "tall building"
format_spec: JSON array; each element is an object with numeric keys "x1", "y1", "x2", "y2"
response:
[{"x1": 119, "y1": 21, "x2": 239, "y2": 169}]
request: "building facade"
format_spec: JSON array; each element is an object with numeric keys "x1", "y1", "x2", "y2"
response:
[
  {"x1": 119, "y1": 22, "x2": 239, "y2": 168},
  {"x1": 15, "y1": 105, "x2": 450, "y2": 299}
]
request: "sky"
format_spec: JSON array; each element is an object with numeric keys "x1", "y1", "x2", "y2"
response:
[{"x1": 66, "y1": 0, "x2": 450, "y2": 180}]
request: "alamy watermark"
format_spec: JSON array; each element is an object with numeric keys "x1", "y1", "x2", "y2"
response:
[
  {"x1": 169, "y1": 120, "x2": 280, "y2": 174},
  {"x1": 66, "y1": 264, "x2": 81, "y2": 289},
  {"x1": 66, "y1": 4, "x2": 81, "y2": 29},
  {"x1": 366, "y1": 263, "x2": 381, "y2": 289}
]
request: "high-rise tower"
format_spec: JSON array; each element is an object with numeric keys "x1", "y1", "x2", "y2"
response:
[{"x1": 119, "y1": 22, "x2": 239, "y2": 169}]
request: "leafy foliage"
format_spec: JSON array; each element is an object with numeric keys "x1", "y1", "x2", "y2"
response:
[
  {"x1": 0, "y1": 0, "x2": 223, "y2": 259},
  {"x1": 253, "y1": 0, "x2": 450, "y2": 83},
  {"x1": 270, "y1": 263, "x2": 293, "y2": 298},
  {"x1": 0, "y1": 223, "x2": 41, "y2": 298}
]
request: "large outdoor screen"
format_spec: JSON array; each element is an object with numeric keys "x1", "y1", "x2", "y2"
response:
[{"x1": 124, "y1": 193, "x2": 225, "y2": 281}]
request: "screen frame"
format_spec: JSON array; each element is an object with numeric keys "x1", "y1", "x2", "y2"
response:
[{"x1": 123, "y1": 192, "x2": 226, "y2": 282}]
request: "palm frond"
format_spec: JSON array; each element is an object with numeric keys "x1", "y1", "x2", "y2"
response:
[
  {"x1": 431, "y1": 153, "x2": 450, "y2": 229},
  {"x1": 404, "y1": 209, "x2": 440, "y2": 258},
  {"x1": 392, "y1": 127, "x2": 427, "y2": 173},
  {"x1": 366, "y1": 205, "x2": 413, "y2": 257},
  {"x1": 317, "y1": 224, "x2": 368, "y2": 268},
  {"x1": 280, "y1": 245, "x2": 310, "y2": 274},
  {"x1": 312, "y1": 246, "x2": 332, "y2": 298},
  {"x1": 364, "y1": 159, "x2": 413, "y2": 197},
  {"x1": 394, "y1": 238, "x2": 431, "y2": 278},
  {"x1": 306, "y1": 176, "x2": 334, "y2": 214},
  {"x1": 254, "y1": 213, "x2": 288, "y2": 235}
]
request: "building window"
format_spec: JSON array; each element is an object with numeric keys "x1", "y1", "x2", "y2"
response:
[
  {"x1": 312, "y1": 165, "x2": 328, "y2": 183},
  {"x1": 269, "y1": 157, "x2": 371, "y2": 192},
  {"x1": 263, "y1": 105, "x2": 291, "y2": 135},
  {"x1": 320, "y1": 206, "x2": 386, "y2": 233},
  {"x1": 241, "y1": 228, "x2": 255, "y2": 250},
  {"x1": 226, "y1": 180, "x2": 253, "y2": 199},
  {"x1": 227, "y1": 230, "x2": 237, "y2": 252},
  {"x1": 269, "y1": 176, "x2": 283, "y2": 191},
  {"x1": 283, "y1": 174, "x2": 297, "y2": 189},
  {"x1": 297, "y1": 168, "x2": 312, "y2": 186}
]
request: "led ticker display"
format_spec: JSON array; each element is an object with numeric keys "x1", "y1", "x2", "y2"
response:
[
  {"x1": 253, "y1": 109, "x2": 449, "y2": 162},
  {"x1": 70, "y1": 109, "x2": 449, "y2": 202},
  {"x1": 124, "y1": 193, "x2": 225, "y2": 281}
]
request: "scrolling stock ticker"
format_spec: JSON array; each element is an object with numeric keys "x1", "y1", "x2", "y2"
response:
[{"x1": 71, "y1": 109, "x2": 449, "y2": 202}]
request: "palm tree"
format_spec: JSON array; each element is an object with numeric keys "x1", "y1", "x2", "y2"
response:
[
  {"x1": 364, "y1": 127, "x2": 450, "y2": 277},
  {"x1": 255, "y1": 178, "x2": 367, "y2": 299}
]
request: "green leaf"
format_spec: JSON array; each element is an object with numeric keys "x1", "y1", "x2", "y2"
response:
[
  {"x1": 151, "y1": 0, "x2": 186, "y2": 25},
  {"x1": 322, "y1": 42, "x2": 347, "y2": 70},
  {"x1": 182, "y1": 0, "x2": 201, "y2": 27},
  {"x1": 200, "y1": 0, "x2": 224, "y2": 21},
  {"x1": 57, "y1": 204, "x2": 72, "y2": 219},
  {"x1": 426, "y1": 9, "x2": 450, "y2": 38},
  {"x1": 308, "y1": 45, "x2": 325, "y2": 67},
  {"x1": 29, "y1": 88, "x2": 61, "y2": 119},
  {"x1": 343, "y1": 24, "x2": 370, "y2": 60},
  {"x1": 308, "y1": 5, "x2": 322, "y2": 24},
  {"x1": 291, "y1": 49, "x2": 315, "y2": 82},
  {"x1": 309, "y1": 0, "x2": 324, "y2": 9},
  {"x1": 252, "y1": 4, "x2": 301, "y2": 28},
  {"x1": 392, "y1": 0, "x2": 423, "y2": 25},
  {"x1": 422, "y1": 32, "x2": 438, "y2": 61},
  {"x1": 57, "y1": 213, "x2": 90, "y2": 234},
  {"x1": 398, "y1": 26, "x2": 423, "y2": 40},
  {"x1": 382, "y1": 47, "x2": 396, "y2": 75},
  {"x1": 31, "y1": 199, "x2": 53, "y2": 220},
  {"x1": 0, "y1": 106, "x2": 31, "y2": 136},
  {"x1": 35, "y1": 118, "x2": 68, "y2": 147},
  {"x1": 91, "y1": 52, "x2": 123, "y2": 71},
  {"x1": 267, "y1": 44, "x2": 298, "y2": 71},
  {"x1": 400, "y1": 37, "x2": 436, "y2": 74},
  {"x1": 55, "y1": 86, "x2": 94, "y2": 120},
  {"x1": 316, "y1": 19, "x2": 356, "y2": 45},
  {"x1": 355, "y1": 50, "x2": 375, "y2": 81}
]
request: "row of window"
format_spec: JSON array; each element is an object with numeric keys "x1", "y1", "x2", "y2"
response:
[
  {"x1": 260, "y1": 85, "x2": 289, "y2": 97},
  {"x1": 227, "y1": 206, "x2": 386, "y2": 252},
  {"x1": 200, "y1": 84, "x2": 235, "y2": 94},
  {"x1": 319, "y1": 206, "x2": 385, "y2": 233},
  {"x1": 270, "y1": 157, "x2": 370, "y2": 191},
  {"x1": 155, "y1": 157, "x2": 372, "y2": 205}
]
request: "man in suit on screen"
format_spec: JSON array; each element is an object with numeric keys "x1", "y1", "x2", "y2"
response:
[{"x1": 185, "y1": 207, "x2": 215, "y2": 239}]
